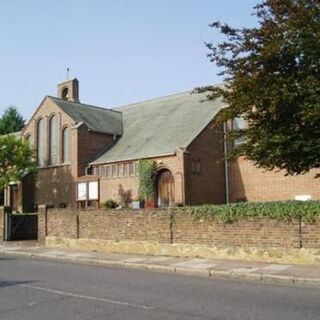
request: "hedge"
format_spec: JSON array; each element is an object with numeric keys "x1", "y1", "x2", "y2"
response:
[{"x1": 175, "y1": 201, "x2": 320, "y2": 223}]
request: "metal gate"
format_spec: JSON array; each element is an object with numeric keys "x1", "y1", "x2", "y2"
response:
[{"x1": 5, "y1": 212, "x2": 38, "y2": 241}]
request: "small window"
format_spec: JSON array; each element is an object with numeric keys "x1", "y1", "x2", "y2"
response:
[
  {"x1": 112, "y1": 165, "x2": 117, "y2": 178},
  {"x1": 191, "y1": 160, "x2": 196, "y2": 174},
  {"x1": 134, "y1": 162, "x2": 139, "y2": 176},
  {"x1": 191, "y1": 159, "x2": 201, "y2": 174},
  {"x1": 117, "y1": 164, "x2": 122, "y2": 177},
  {"x1": 233, "y1": 117, "x2": 246, "y2": 146},
  {"x1": 129, "y1": 162, "x2": 134, "y2": 176},
  {"x1": 101, "y1": 166, "x2": 106, "y2": 177},
  {"x1": 196, "y1": 160, "x2": 201, "y2": 173},
  {"x1": 105, "y1": 166, "x2": 110, "y2": 179},
  {"x1": 123, "y1": 163, "x2": 128, "y2": 177},
  {"x1": 93, "y1": 167, "x2": 100, "y2": 176}
]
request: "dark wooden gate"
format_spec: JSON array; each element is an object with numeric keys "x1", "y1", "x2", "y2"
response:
[{"x1": 156, "y1": 169, "x2": 175, "y2": 207}]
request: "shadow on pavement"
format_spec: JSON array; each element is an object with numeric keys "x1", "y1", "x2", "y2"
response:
[{"x1": 0, "y1": 280, "x2": 34, "y2": 289}]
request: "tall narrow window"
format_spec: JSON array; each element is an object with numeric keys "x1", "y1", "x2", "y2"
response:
[
  {"x1": 233, "y1": 117, "x2": 246, "y2": 146},
  {"x1": 62, "y1": 126, "x2": 70, "y2": 163},
  {"x1": 37, "y1": 118, "x2": 45, "y2": 166},
  {"x1": 49, "y1": 115, "x2": 58, "y2": 165}
]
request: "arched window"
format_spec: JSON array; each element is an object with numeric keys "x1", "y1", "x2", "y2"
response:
[
  {"x1": 25, "y1": 134, "x2": 33, "y2": 146},
  {"x1": 37, "y1": 118, "x2": 45, "y2": 166},
  {"x1": 62, "y1": 126, "x2": 70, "y2": 163},
  {"x1": 62, "y1": 87, "x2": 69, "y2": 100},
  {"x1": 49, "y1": 115, "x2": 58, "y2": 165}
]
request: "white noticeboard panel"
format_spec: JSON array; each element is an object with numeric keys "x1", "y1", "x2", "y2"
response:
[
  {"x1": 88, "y1": 181, "x2": 99, "y2": 200},
  {"x1": 77, "y1": 182, "x2": 87, "y2": 201},
  {"x1": 294, "y1": 195, "x2": 312, "y2": 201}
]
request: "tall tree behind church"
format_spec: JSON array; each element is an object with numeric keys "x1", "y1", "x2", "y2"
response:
[
  {"x1": 198, "y1": 0, "x2": 320, "y2": 175},
  {"x1": 0, "y1": 106, "x2": 25, "y2": 135}
]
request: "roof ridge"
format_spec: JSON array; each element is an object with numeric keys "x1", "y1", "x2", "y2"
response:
[
  {"x1": 113, "y1": 90, "x2": 193, "y2": 110},
  {"x1": 47, "y1": 96, "x2": 122, "y2": 114}
]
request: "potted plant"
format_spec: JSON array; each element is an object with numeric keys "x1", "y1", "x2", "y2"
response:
[
  {"x1": 131, "y1": 197, "x2": 145, "y2": 209},
  {"x1": 138, "y1": 159, "x2": 157, "y2": 209}
]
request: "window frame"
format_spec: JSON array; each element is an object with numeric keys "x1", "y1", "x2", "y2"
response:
[
  {"x1": 49, "y1": 114, "x2": 59, "y2": 165},
  {"x1": 62, "y1": 125, "x2": 71, "y2": 164}
]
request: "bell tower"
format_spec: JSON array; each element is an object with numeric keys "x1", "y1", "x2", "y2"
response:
[{"x1": 57, "y1": 78, "x2": 80, "y2": 103}]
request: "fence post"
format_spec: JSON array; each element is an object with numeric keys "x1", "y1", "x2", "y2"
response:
[{"x1": 38, "y1": 205, "x2": 47, "y2": 244}]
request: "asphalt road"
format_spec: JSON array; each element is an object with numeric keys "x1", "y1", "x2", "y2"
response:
[{"x1": 0, "y1": 254, "x2": 319, "y2": 320}]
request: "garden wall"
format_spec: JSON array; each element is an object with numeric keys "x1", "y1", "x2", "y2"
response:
[{"x1": 38, "y1": 207, "x2": 320, "y2": 265}]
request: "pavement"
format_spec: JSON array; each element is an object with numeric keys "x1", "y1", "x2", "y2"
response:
[{"x1": 1, "y1": 241, "x2": 320, "y2": 288}]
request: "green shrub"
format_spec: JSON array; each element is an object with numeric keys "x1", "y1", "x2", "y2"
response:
[
  {"x1": 175, "y1": 201, "x2": 320, "y2": 223},
  {"x1": 102, "y1": 199, "x2": 118, "y2": 209},
  {"x1": 138, "y1": 159, "x2": 157, "y2": 201}
]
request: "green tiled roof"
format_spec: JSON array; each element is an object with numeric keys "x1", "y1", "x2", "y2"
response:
[
  {"x1": 49, "y1": 96, "x2": 122, "y2": 135},
  {"x1": 90, "y1": 91, "x2": 226, "y2": 164}
]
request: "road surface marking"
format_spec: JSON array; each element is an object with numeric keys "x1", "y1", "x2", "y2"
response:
[{"x1": 20, "y1": 284, "x2": 154, "y2": 310}]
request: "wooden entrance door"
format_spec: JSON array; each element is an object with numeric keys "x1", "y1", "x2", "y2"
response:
[{"x1": 157, "y1": 170, "x2": 175, "y2": 207}]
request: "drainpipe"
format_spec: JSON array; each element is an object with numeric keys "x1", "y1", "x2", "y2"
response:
[
  {"x1": 223, "y1": 122, "x2": 230, "y2": 204},
  {"x1": 85, "y1": 165, "x2": 91, "y2": 176}
]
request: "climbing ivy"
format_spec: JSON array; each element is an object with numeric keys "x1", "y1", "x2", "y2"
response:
[
  {"x1": 175, "y1": 201, "x2": 320, "y2": 223},
  {"x1": 138, "y1": 159, "x2": 157, "y2": 201}
]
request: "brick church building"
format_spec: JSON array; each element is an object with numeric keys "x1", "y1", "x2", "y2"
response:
[{"x1": 3, "y1": 79, "x2": 319, "y2": 212}]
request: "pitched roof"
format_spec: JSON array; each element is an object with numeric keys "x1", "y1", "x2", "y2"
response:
[
  {"x1": 90, "y1": 91, "x2": 226, "y2": 165},
  {"x1": 49, "y1": 96, "x2": 123, "y2": 135}
]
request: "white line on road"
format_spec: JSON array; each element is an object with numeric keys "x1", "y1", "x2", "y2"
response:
[{"x1": 20, "y1": 284, "x2": 154, "y2": 310}]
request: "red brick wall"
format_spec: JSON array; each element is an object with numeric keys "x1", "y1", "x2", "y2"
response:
[
  {"x1": 77, "y1": 126, "x2": 114, "y2": 177},
  {"x1": 185, "y1": 121, "x2": 226, "y2": 205},
  {"x1": 301, "y1": 221, "x2": 320, "y2": 249},
  {"x1": 229, "y1": 158, "x2": 320, "y2": 202},
  {"x1": 42, "y1": 208, "x2": 320, "y2": 250},
  {"x1": 46, "y1": 209, "x2": 78, "y2": 239},
  {"x1": 79, "y1": 210, "x2": 171, "y2": 243},
  {"x1": 96, "y1": 152, "x2": 185, "y2": 205},
  {"x1": 35, "y1": 165, "x2": 74, "y2": 208},
  {"x1": 173, "y1": 214, "x2": 301, "y2": 248}
]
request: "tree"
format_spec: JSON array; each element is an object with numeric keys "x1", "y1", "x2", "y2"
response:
[
  {"x1": 0, "y1": 135, "x2": 37, "y2": 189},
  {"x1": 0, "y1": 106, "x2": 25, "y2": 135},
  {"x1": 198, "y1": 0, "x2": 320, "y2": 175}
]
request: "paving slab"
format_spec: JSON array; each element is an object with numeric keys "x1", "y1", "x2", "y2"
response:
[
  {"x1": 230, "y1": 267, "x2": 260, "y2": 274},
  {"x1": 260, "y1": 264, "x2": 291, "y2": 271},
  {"x1": 0, "y1": 243, "x2": 320, "y2": 287}
]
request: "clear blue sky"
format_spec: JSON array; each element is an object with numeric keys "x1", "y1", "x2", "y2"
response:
[{"x1": 0, "y1": 0, "x2": 258, "y2": 119}]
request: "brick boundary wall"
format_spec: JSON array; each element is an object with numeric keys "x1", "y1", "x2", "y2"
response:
[
  {"x1": 79, "y1": 211, "x2": 172, "y2": 243},
  {"x1": 0, "y1": 207, "x2": 4, "y2": 242},
  {"x1": 38, "y1": 208, "x2": 320, "y2": 250},
  {"x1": 0, "y1": 206, "x2": 12, "y2": 242}
]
